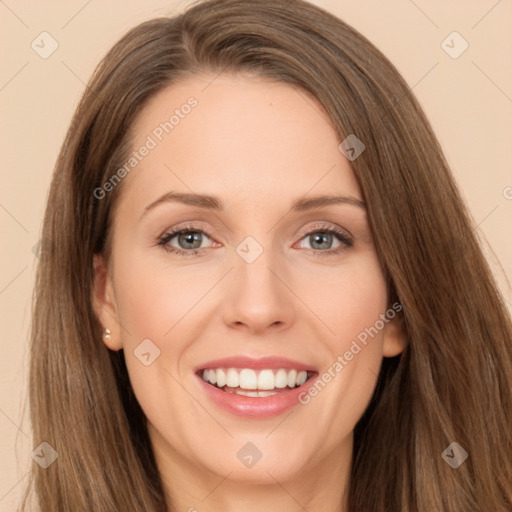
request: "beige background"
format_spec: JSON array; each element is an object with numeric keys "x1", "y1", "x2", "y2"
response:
[{"x1": 1, "y1": 0, "x2": 511, "y2": 509}]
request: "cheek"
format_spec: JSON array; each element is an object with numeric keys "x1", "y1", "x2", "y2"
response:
[
  {"x1": 113, "y1": 256, "x2": 207, "y2": 341},
  {"x1": 295, "y1": 254, "x2": 388, "y2": 426},
  {"x1": 110, "y1": 257, "x2": 206, "y2": 440},
  {"x1": 306, "y1": 254, "x2": 388, "y2": 349}
]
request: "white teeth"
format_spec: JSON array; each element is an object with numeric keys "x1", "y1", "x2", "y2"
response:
[
  {"x1": 239, "y1": 369, "x2": 258, "y2": 390},
  {"x1": 226, "y1": 368, "x2": 240, "y2": 388},
  {"x1": 225, "y1": 388, "x2": 279, "y2": 397},
  {"x1": 296, "y1": 370, "x2": 307, "y2": 386},
  {"x1": 287, "y1": 369, "x2": 297, "y2": 388},
  {"x1": 216, "y1": 368, "x2": 226, "y2": 387},
  {"x1": 275, "y1": 369, "x2": 288, "y2": 388},
  {"x1": 257, "y1": 369, "x2": 275, "y2": 390},
  {"x1": 201, "y1": 367, "x2": 311, "y2": 390},
  {"x1": 235, "y1": 389, "x2": 259, "y2": 397},
  {"x1": 256, "y1": 390, "x2": 278, "y2": 397}
]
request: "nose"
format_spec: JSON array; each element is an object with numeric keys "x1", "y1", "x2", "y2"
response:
[{"x1": 221, "y1": 247, "x2": 296, "y2": 335}]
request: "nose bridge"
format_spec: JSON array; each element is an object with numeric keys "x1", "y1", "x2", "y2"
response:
[{"x1": 222, "y1": 235, "x2": 295, "y2": 331}]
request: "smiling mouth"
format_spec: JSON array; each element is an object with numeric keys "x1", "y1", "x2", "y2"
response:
[{"x1": 197, "y1": 367, "x2": 316, "y2": 397}]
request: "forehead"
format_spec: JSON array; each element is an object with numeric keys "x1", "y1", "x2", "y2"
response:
[{"x1": 119, "y1": 73, "x2": 362, "y2": 213}]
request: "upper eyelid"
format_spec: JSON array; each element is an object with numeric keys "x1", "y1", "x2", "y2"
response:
[
  {"x1": 295, "y1": 222, "x2": 352, "y2": 240},
  {"x1": 161, "y1": 221, "x2": 349, "y2": 237}
]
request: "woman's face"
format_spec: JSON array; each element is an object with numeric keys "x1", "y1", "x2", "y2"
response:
[{"x1": 94, "y1": 73, "x2": 406, "y2": 492}]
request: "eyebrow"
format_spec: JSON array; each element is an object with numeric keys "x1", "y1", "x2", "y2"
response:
[{"x1": 140, "y1": 191, "x2": 366, "y2": 219}]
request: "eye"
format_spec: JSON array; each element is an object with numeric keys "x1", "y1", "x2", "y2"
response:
[
  {"x1": 157, "y1": 224, "x2": 215, "y2": 256},
  {"x1": 157, "y1": 222, "x2": 353, "y2": 257},
  {"x1": 295, "y1": 224, "x2": 353, "y2": 256}
]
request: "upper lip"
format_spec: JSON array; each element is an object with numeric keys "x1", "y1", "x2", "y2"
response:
[{"x1": 194, "y1": 356, "x2": 318, "y2": 373}]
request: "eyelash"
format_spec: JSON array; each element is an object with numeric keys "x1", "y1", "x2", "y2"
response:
[{"x1": 156, "y1": 223, "x2": 353, "y2": 257}]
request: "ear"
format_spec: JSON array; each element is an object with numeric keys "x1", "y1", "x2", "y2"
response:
[
  {"x1": 382, "y1": 312, "x2": 407, "y2": 358},
  {"x1": 92, "y1": 254, "x2": 123, "y2": 351}
]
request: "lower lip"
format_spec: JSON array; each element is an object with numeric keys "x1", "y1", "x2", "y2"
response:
[{"x1": 196, "y1": 373, "x2": 318, "y2": 419}]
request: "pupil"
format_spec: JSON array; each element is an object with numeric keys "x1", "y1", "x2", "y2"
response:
[
  {"x1": 180, "y1": 232, "x2": 201, "y2": 249},
  {"x1": 312, "y1": 232, "x2": 331, "y2": 250}
]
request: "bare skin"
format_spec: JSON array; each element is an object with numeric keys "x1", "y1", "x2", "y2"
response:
[{"x1": 93, "y1": 72, "x2": 407, "y2": 512}]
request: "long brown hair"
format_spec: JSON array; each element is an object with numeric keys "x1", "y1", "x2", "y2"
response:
[{"x1": 20, "y1": 0, "x2": 512, "y2": 510}]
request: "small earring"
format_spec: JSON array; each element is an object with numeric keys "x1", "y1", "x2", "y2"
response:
[{"x1": 103, "y1": 328, "x2": 111, "y2": 340}]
